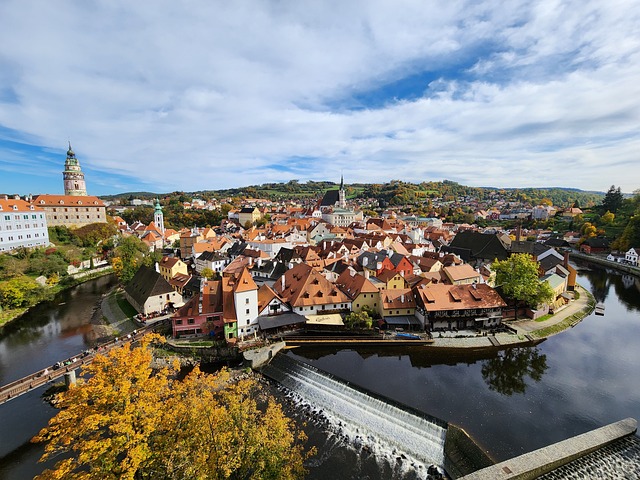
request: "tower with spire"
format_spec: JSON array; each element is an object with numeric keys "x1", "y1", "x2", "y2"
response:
[
  {"x1": 338, "y1": 173, "x2": 346, "y2": 209},
  {"x1": 62, "y1": 142, "x2": 87, "y2": 196},
  {"x1": 154, "y1": 198, "x2": 165, "y2": 235}
]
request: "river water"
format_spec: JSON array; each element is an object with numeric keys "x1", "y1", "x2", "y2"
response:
[
  {"x1": 0, "y1": 274, "x2": 118, "y2": 480},
  {"x1": 1, "y1": 266, "x2": 639, "y2": 479}
]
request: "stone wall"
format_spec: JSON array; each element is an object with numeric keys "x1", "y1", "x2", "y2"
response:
[
  {"x1": 459, "y1": 418, "x2": 637, "y2": 480},
  {"x1": 243, "y1": 342, "x2": 287, "y2": 369}
]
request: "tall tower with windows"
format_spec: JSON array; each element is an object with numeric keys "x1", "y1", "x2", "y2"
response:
[
  {"x1": 154, "y1": 198, "x2": 165, "y2": 234},
  {"x1": 62, "y1": 142, "x2": 87, "y2": 196}
]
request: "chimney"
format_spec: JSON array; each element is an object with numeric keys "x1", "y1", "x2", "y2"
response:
[
  {"x1": 564, "y1": 251, "x2": 569, "y2": 268},
  {"x1": 281, "y1": 274, "x2": 286, "y2": 290},
  {"x1": 155, "y1": 262, "x2": 160, "y2": 273}
]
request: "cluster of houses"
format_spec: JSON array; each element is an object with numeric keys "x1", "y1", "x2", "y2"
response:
[{"x1": 119, "y1": 186, "x2": 585, "y2": 345}]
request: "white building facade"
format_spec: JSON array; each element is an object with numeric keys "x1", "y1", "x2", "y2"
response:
[{"x1": 0, "y1": 197, "x2": 49, "y2": 252}]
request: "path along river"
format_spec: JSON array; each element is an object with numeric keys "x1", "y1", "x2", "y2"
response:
[{"x1": 1, "y1": 265, "x2": 639, "y2": 479}]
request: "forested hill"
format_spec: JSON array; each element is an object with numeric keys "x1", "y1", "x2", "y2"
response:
[{"x1": 102, "y1": 180, "x2": 604, "y2": 208}]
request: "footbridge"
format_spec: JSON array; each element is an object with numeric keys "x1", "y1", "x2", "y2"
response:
[{"x1": 0, "y1": 319, "x2": 168, "y2": 406}]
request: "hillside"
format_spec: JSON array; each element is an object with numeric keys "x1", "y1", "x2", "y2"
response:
[{"x1": 102, "y1": 180, "x2": 604, "y2": 208}]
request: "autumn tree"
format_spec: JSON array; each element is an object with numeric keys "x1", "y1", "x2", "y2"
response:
[
  {"x1": 493, "y1": 254, "x2": 555, "y2": 319},
  {"x1": 33, "y1": 335, "x2": 310, "y2": 480},
  {"x1": 109, "y1": 235, "x2": 152, "y2": 284},
  {"x1": 201, "y1": 267, "x2": 215, "y2": 279}
]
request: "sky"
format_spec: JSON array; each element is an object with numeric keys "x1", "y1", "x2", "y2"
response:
[{"x1": 0, "y1": 0, "x2": 639, "y2": 196}]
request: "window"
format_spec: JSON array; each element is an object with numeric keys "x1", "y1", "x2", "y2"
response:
[
  {"x1": 188, "y1": 318, "x2": 195, "y2": 324},
  {"x1": 176, "y1": 319, "x2": 183, "y2": 325},
  {"x1": 246, "y1": 319, "x2": 250, "y2": 325},
  {"x1": 245, "y1": 298, "x2": 249, "y2": 304},
  {"x1": 245, "y1": 308, "x2": 250, "y2": 314}
]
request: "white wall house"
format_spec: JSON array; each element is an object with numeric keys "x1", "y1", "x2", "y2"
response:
[
  {"x1": 0, "y1": 197, "x2": 49, "y2": 253},
  {"x1": 625, "y1": 247, "x2": 640, "y2": 266}
]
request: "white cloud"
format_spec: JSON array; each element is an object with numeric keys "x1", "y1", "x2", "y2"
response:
[{"x1": 0, "y1": 0, "x2": 639, "y2": 194}]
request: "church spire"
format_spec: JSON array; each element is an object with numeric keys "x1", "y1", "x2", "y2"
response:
[{"x1": 338, "y1": 173, "x2": 346, "y2": 209}]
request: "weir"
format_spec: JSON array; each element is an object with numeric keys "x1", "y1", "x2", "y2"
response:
[{"x1": 261, "y1": 353, "x2": 448, "y2": 469}]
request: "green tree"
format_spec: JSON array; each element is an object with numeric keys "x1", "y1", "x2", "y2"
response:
[
  {"x1": 344, "y1": 310, "x2": 373, "y2": 329},
  {"x1": 601, "y1": 185, "x2": 624, "y2": 214},
  {"x1": 0, "y1": 276, "x2": 42, "y2": 309},
  {"x1": 33, "y1": 335, "x2": 311, "y2": 480},
  {"x1": 110, "y1": 236, "x2": 151, "y2": 284},
  {"x1": 493, "y1": 254, "x2": 554, "y2": 319},
  {"x1": 201, "y1": 267, "x2": 215, "y2": 280}
]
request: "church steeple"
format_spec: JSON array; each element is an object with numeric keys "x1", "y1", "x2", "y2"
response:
[
  {"x1": 62, "y1": 142, "x2": 87, "y2": 196},
  {"x1": 338, "y1": 173, "x2": 346, "y2": 209},
  {"x1": 154, "y1": 198, "x2": 165, "y2": 235}
]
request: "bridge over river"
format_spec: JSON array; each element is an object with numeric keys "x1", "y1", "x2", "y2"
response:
[{"x1": 0, "y1": 320, "x2": 167, "y2": 406}]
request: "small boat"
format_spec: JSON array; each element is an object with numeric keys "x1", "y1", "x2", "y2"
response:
[
  {"x1": 595, "y1": 303, "x2": 605, "y2": 316},
  {"x1": 395, "y1": 332, "x2": 421, "y2": 340}
]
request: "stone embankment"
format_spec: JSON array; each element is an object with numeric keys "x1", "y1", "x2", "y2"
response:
[
  {"x1": 459, "y1": 418, "x2": 638, "y2": 480},
  {"x1": 571, "y1": 251, "x2": 640, "y2": 278}
]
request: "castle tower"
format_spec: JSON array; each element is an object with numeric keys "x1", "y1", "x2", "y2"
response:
[
  {"x1": 62, "y1": 142, "x2": 87, "y2": 196},
  {"x1": 154, "y1": 198, "x2": 165, "y2": 235},
  {"x1": 338, "y1": 173, "x2": 346, "y2": 209}
]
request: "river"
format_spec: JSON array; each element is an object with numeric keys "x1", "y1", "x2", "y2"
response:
[
  {"x1": 0, "y1": 266, "x2": 639, "y2": 479},
  {"x1": 0, "y1": 274, "x2": 118, "y2": 480}
]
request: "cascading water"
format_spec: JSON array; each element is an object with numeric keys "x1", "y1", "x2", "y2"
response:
[{"x1": 261, "y1": 353, "x2": 448, "y2": 472}]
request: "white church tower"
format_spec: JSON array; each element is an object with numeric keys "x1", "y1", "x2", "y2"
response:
[{"x1": 154, "y1": 198, "x2": 165, "y2": 235}]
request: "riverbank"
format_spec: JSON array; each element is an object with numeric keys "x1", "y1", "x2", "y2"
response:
[
  {"x1": 426, "y1": 284, "x2": 594, "y2": 350},
  {"x1": 91, "y1": 286, "x2": 139, "y2": 342},
  {"x1": 0, "y1": 267, "x2": 113, "y2": 329},
  {"x1": 571, "y1": 251, "x2": 640, "y2": 278}
]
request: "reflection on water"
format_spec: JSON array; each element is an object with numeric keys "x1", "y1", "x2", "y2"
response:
[
  {"x1": 481, "y1": 347, "x2": 548, "y2": 396},
  {"x1": 0, "y1": 275, "x2": 117, "y2": 480},
  {"x1": 1, "y1": 266, "x2": 640, "y2": 478}
]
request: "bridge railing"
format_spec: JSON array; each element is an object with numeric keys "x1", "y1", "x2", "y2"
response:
[{"x1": 0, "y1": 319, "x2": 169, "y2": 405}]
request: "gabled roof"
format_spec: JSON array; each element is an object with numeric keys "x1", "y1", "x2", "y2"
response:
[
  {"x1": 414, "y1": 283, "x2": 506, "y2": 311},
  {"x1": 233, "y1": 267, "x2": 258, "y2": 293},
  {"x1": 274, "y1": 262, "x2": 349, "y2": 307},
  {"x1": 443, "y1": 264, "x2": 480, "y2": 283},
  {"x1": 336, "y1": 268, "x2": 379, "y2": 300},
  {"x1": 539, "y1": 255, "x2": 563, "y2": 272},
  {"x1": 375, "y1": 269, "x2": 404, "y2": 284},
  {"x1": 381, "y1": 288, "x2": 415, "y2": 309},
  {"x1": 257, "y1": 284, "x2": 287, "y2": 312},
  {"x1": 445, "y1": 231, "x2": 509, "y2": 262},
  {"x1": 160, "y1": 256, "x2": 183, "y2": 269},
  {"x1": 125, "y1": 266, "x2": 174, "y2": 306},
  {"x1": 174, "y1": 280, "x2": 222, "y2": 317},
  {"x1": 32, "y1": 194, "x2": 105, "y2": 207}
]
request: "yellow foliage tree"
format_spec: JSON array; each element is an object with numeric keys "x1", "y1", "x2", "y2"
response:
[{"x1": 33, "y1": 335, "x2": 311, "y2": 480}]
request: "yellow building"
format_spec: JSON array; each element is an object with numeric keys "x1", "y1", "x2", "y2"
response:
[
  {"x1": 336, "y1": 269, "x2": 380, "y2": 313},
  {"x1": 238, "y1": 207, "x2": 261, "y2": 227},
  {"x1": 158, "y1": 256, "x2": 189, "y2": 282}
]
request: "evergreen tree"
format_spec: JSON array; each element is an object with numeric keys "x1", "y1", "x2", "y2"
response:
[{"x1": 601, "y1": 185, "x2": 624, "y2": 214}]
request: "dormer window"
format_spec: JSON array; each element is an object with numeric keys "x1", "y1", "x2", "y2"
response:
[
  {"x1": 78, "y1": 201, "x2": 82, "y2": 205},
  {"x1": 29, "y1": 205, "x2": 34, "y2": 210},
  {"x1": 40, "y1": 200, "x2": 45, "y2": 204},
  {"x1": 59, "y1": 200, "x2": 64, "y2": 204},
  {"x1": 12, "y1": 205, "x2": 18, "y2": 210}
]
